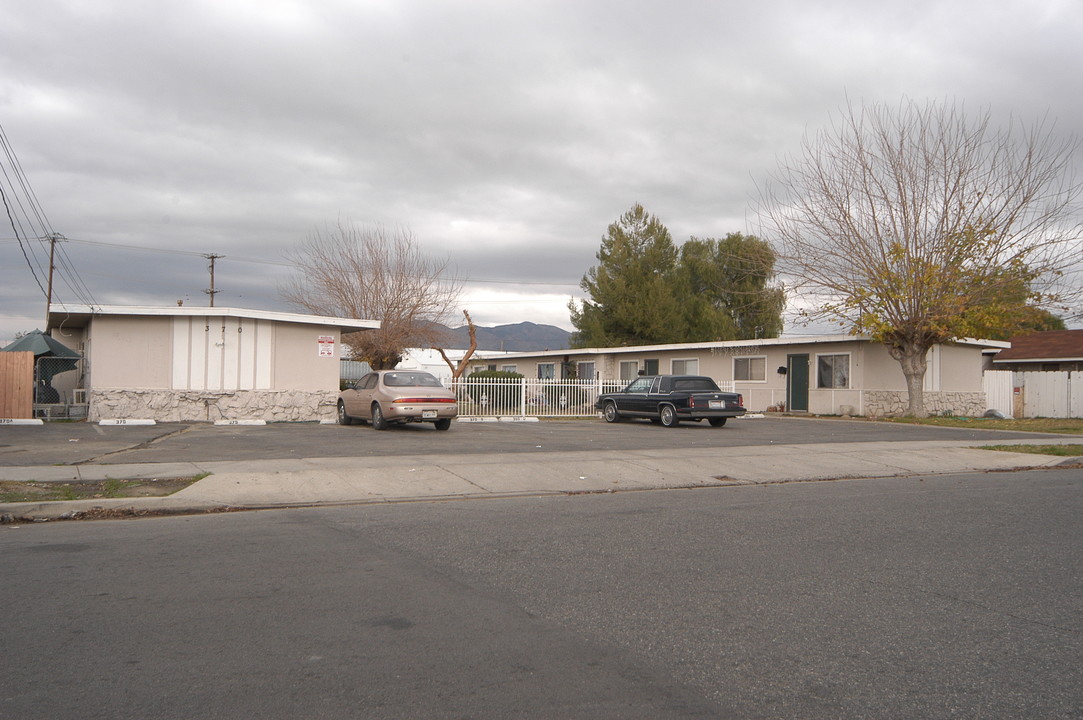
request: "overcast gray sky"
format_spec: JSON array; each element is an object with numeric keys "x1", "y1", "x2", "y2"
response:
[{"x1": 2, "y1": 0, "x2": 1081, "y2": 345}]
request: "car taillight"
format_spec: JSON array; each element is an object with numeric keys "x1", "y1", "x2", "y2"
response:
[
  {"x1": 737, "y1": 394, "x2": 743, "y2": 407},
  {"x1": 392, "y1": 397, "x2": 456, "y2": 404}
]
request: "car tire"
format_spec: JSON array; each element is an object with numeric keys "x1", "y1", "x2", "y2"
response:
[
  {"x1": 337, "y1": 401, "x2": 353, "y2": 425},
  {"x1": 603, "y1": 401, "x2": 621, "y2": 423},
  {"x1": 434, "y1": 418, "x2": 452, "y2": 431},
  {"x1": 371, "y1": 403, "x2": 389, "y2": 431},
  {"x1": 708, "y1": 417, "x2": 727, "y2": 427},
  {"x1": 659, "y1": 405, "x2": 680, "y2": 427}
]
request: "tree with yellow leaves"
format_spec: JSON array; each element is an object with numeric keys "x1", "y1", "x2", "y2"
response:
[{"x1": 758, "y1": 99, "x2": 1081, "y2": 416}]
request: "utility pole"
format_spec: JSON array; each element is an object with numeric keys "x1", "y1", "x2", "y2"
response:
[
  {"x1": 44, "y1": 233, "x2": 65, "y2": 326},
  {"x1": 203, "y1": 253, "x2": 224, "y2": 307}
]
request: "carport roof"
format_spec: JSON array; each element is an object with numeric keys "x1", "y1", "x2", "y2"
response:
[{"x1": 47, "y1": 304, "x2": 380, "y2": 333}]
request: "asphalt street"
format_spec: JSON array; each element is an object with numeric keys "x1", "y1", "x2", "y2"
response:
[{"x1": 2, "y1": 469, "x2": 1080, "y2": 719}]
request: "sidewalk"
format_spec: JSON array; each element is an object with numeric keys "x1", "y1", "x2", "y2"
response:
[{"x1": 2, "y1": 439, "x2": 1079, "y2": 521}]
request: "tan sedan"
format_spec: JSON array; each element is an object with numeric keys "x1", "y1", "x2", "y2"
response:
[{"x1": 337, "y1": 370, "x2": 458, "y2": 430}]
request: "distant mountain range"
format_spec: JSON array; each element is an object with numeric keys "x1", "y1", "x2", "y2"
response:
[{"x1": 440, "y1": 321, "x2": 570, "y2": 351}]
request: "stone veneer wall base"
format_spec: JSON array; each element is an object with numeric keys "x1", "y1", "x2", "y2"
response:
[
  {"x1": 862, "y1": 390, "x2": 988, "y2": 418},
  {"x1": 88, "y1": 389, "x2": 339, "y2": 423}
]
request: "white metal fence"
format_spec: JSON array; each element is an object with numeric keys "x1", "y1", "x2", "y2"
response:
[{"x1": 446, "y1": 377, "x2": 736, "y2": 418}]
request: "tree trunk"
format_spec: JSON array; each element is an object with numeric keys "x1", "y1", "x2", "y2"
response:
[
  {"x1": 888, "y1": 342, "x2": 930, "y2": 418},
  {"x1": 435, "y1": 310, "x2": 478, "y2": 380}
]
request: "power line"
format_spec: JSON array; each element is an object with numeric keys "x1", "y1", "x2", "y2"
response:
[
  {"x1": 0, "y1": 123, "x2": 97, "y2": 310},
  {"x1": 0, "y1": 184, "x2": 47, "y2": 297},
  {"x1": 1, "y1": 233, "x2": 583, "y2": 287}
]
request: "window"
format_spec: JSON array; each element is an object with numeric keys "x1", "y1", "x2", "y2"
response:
[
  {"x1": 734, "y1": 356, "x2": 766, "y2": 382},
  {"x1": 577, "y1": 361, "x2": 596, "y2": 380},
  {"x1": 673, "y1": 377, "x2": 719, "y2": 392},
  {"x1": 671, "y1": 358, "x2": 699, "y2": 375},
  {"x1": 625, "y1": 377, "x2": 653, "y2": 392},
  {"x1": 817, "y1": 354, "x2": 850, "y2": 389},
  {"x1": 537, "y1": 363, "x2": 555, "y2": 380},
  {"x1": 619, "y1": 360, "x2": 638, "y2": 381},
  {"x1": 501, "y1": 365, "x2": 517, "y2": 373},
  {"x1": 643, "y1": 359, "x2": 659, "y2": 375}
]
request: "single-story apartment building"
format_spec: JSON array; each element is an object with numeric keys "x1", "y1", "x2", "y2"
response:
[
  {"x1": 46, "y1": 304, "x2": 379, "y2": 422},
  {"x1": 464, "y1": 334, "x2": 1010, "y2": 417}
]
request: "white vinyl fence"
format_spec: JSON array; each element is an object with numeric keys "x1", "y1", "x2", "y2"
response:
[
  {"x1": 447, "y1": 377, "x2": 736, "y2": 418},
  {"x1": 983, "y1": 370, "x2": 1014, "y2": 418},
  {"x1": 984, "y1": 370, "x2": 1082, "y2": 419},
  {"x1": 1017, "y1": 371, "x2": 1082, "y2": 419}
]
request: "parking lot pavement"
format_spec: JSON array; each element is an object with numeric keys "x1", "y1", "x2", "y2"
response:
[{"x1": 1, "y1": 415, "x2": 1075, "y2": 467}]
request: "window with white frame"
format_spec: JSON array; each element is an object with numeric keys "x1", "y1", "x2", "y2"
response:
[
  {"x1": 537, "y1": 362, "x2": 555, "y2": 379},
  {"x1": 576, "y1": 361, "x2": 596, "y2": 380},
  {"x1": 619, "y1": 360, "x2": 638, "y2": 381},
  {"x1": 734, "y1": 356, "x2": 766, "y2": 382},
  {"x1": 671, "y1": 358, "x2": 699, "y2": 375},
  {"x1": 501, "y1": 365, "x2": 517, "y2": 373},
  {"x1": 816, "y1": 354, "x2": 850, "y2": 389}
]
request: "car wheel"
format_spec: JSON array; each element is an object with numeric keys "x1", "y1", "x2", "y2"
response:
[
  {"x1": 659, "y1": 405, "x2": 679, "y2": 427},
  {"x1": 337, "y1": 401, "x2": 353, "y2": 425},
  {"x1": 433, "y1": 418, "x2": 452, "y2": 431},
  {"x1": 371, "y1": 403, "x2": 389, "y2": 431},
  {"x1": 708, "y1": 417, "x2": 727, "y2": 427},
  {"x1": 603, "y1": 401, "x2": 621, "y2": 423}
]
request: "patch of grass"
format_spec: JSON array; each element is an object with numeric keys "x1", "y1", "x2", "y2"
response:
[
  {"x1": 102, "y1": 478, "x2": 128, "y2": 498},
  {"x1": 873, "y1": 417, "x2": 1083, "y2": 434},
  {"x1": 979, "y1": 444, "x2": 1083, "y2": 457},
  {"x1": 0, "y1": 475, "x2": 206, "y2": 504}
]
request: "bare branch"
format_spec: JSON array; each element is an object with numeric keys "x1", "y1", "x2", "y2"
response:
[{"x1": 281, "y1": 222, "x2": 462, "y2": 369}]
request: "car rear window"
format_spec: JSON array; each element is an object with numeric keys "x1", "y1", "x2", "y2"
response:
[
  {"x1": 383, "y1": 372, "x2": 443, "y2": 388},
  {"x1": 673, "y1": 378, "x2": 720, "y2": 392}
]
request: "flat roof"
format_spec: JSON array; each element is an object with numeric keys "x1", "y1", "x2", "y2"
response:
[
  {"x1": 47, "y1": 304, "x2": 380, "y2": 332},
  {"x1": 467, "y1": 334, "x2": 1009, "y2": 361}
]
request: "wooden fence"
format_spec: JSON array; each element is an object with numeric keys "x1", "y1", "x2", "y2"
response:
[{"x1": 0, "y1": 351, "x2": 34, "y2": 419}]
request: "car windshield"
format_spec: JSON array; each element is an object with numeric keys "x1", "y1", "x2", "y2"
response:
[{"x1": 383, "y1": 372, "x2": 443, "y2": 388}]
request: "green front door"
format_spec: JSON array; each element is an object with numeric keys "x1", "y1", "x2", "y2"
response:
[{"x1": 787, "y1": 354, "x2": 809, "y2": 412}]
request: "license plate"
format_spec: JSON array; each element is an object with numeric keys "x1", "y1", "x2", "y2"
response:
[
  {"x1": 422, "y1": 410, "x2": 438, "y2": 419},
  {"x1": 709, "y1": 401, "x2": 723, "y2": 409}
]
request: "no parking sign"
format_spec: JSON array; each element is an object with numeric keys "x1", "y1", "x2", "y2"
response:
[{"x1": 318, "y1": 335, "x2": 335, "y2": 358}]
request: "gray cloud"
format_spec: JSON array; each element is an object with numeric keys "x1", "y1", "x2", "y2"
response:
[{"x1": 3, "y1": 0, "x2": 1082, "y2": 343}]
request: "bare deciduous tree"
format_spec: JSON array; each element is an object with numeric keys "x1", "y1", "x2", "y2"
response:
[
  {"x1": 435, "y1": 310, "x2": 479, "y2": 381},
  {"x1": 281, "y1": 223, "x2": 463, "y2": 369},
  {"x1": 757, "y1": 99, "x2": 1081, "y2": 416}
]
